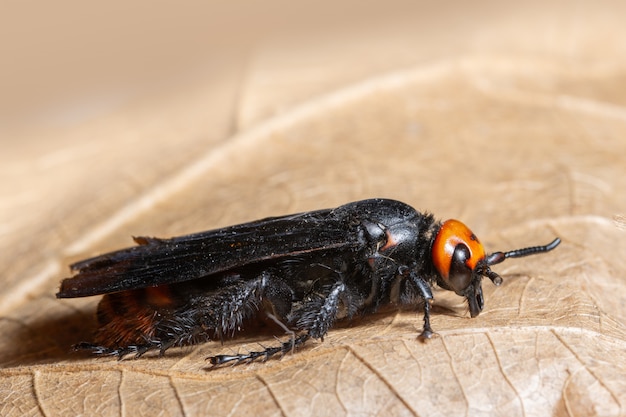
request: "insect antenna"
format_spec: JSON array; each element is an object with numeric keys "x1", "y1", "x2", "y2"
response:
[{"x1": 486, "y1": 238, "x2": 561, "y2": 266}]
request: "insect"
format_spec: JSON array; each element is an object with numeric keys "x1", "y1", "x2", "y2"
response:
[{"x1": 57, "y1": 198, "x2": 560, "y2": 366}]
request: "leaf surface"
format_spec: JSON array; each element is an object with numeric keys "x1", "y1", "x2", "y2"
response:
[{"x1": 2, "y1": 2, "x2": 626, "y2": 416}]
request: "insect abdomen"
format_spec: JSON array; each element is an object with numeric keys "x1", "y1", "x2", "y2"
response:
[{"x1": 93, "y1": 287, "x2": 180, "y2": 348}]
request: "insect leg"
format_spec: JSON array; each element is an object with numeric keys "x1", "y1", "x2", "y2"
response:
[
  {"x1": 206, "y1": 273, "x2": 307, "y2": 366},
  {"x1": 78, "y1": 273, "x2": 280, "y2": 359},
  {"x1": 208, "y1": 281, "x2": 351, "y2": 367},
  {"x1": 138, "y1": 277, "x2": 270, "y2": 353},
  {"x1": 208, "y1": 309, "x2": 308, "y2": 367},
  {"x1": 266, "y1": 312, "x2": 296, "y2": 352},
  {"x1": 209, "y1": 273, "x2": 272, "y2": 338},
  {"x1": 407, "y1": 270, "x2": 435, "y2": 340},
  {"x1": 297, "y1": 281, "x2": 349, "y2": 340},
  {"x1": 208, "y1": 334, "x2": 311, "y2": 367}
]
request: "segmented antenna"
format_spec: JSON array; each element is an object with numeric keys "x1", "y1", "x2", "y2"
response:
[{"x1": 486, "y1": 238, "x2": 561, "y2": 266}]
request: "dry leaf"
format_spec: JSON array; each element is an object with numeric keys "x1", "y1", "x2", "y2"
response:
[{"x1": 2, "y1": 2, "x2": 626, "y2": 416}]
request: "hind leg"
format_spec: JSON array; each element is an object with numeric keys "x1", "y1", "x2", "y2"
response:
[
  {"x1": 78, "y1": 271, "x2": 287, "y2": 358},
  {"x1": 208, "y1": 281, "x2": 353, "y2": 366}
]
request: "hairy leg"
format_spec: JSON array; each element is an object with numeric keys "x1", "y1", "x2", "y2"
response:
[{"x1": 208, "y1": 281, "x2": 353, "y2": 366}]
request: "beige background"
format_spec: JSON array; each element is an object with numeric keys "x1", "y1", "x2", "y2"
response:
[{"x1": 1, "y1": 1, "x2": 626, "y2": 416}]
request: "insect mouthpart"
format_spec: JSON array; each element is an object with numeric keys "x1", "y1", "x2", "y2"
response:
[{"x1": 432, "y1": 220, "x2": 560, "y2": 318}]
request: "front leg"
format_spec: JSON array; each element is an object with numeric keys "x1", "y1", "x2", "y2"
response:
[{"x1": 398, "y1": 266, "x2": 435, "y2": 339}]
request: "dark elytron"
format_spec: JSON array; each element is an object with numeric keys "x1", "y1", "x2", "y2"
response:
[{"x1": 57, "y1": 199, "x2": 560, "y2": 365}]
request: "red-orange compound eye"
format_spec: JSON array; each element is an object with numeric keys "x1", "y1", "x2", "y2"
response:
[{"x1": 432, "y1": 219, "x2": 486, "y2": 280}]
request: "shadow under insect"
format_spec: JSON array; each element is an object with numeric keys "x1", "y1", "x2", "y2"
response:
[{"x1": 0, "y1": 307, "x2": 97, "y2": 368}]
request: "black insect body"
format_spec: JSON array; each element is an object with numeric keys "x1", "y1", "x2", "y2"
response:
[{"x1": 57, "y1": 199, "x2": 560, "y2": 366}]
